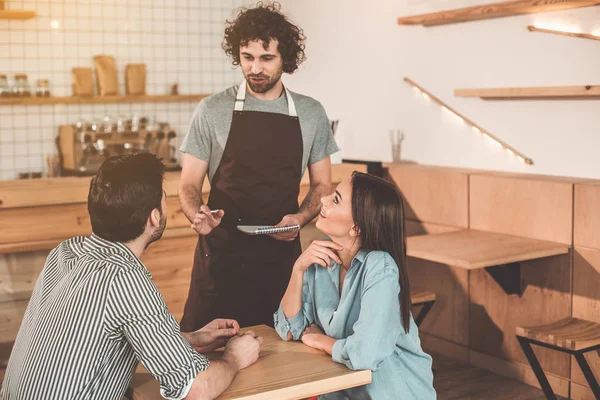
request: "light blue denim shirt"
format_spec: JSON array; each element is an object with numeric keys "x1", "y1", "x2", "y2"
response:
[{"x1": 274, "y1": 250, "x2": 436, "y2": 400}]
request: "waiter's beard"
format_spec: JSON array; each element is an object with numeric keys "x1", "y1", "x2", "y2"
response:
[
  {"x1": 146, "y1": 213, "x2": 167, "y2": 249},
  {"x1": 246, "y1": 70, "x2": 283, "y2": 94}
]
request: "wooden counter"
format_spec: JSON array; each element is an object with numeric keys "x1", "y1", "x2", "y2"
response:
[{"x1": 0, "y1": 163, "x2": 363, "y2": 254}]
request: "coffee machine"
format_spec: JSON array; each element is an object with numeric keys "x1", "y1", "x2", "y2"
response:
[{"x1": 56, "y1": 117, "x2": 180, "y2": 176}]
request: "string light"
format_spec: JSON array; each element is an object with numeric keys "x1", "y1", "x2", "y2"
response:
[
  {"x1": 404, "y1": 77, "x2": 533, "y2": 165},
  {"x1": 528, "y1": 24, "x2": 600, "y2": 41}
]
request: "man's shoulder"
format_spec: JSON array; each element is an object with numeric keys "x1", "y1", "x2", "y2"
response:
[
  {"x1": 288, "y1": 89, "x2": 326, "y2": 114},
  {"x1": 60, "y1": 236, "x2": 146, "y2": 273},
  {"x1": 200, "y1": 85, "x2": 238, "y2": 109}
]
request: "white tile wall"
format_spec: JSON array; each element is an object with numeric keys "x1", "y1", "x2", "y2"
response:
[{"x1": 0, "y1": 0, "x2": 248, "y2": 180}]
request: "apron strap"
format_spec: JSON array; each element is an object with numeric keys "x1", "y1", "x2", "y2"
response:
[{"x1": 234, "y1": 79, "x2": 297, "y2": 117}]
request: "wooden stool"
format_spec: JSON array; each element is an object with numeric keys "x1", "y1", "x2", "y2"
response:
[
  {"x1": 411, "y1": 288, "x2": 436, "y2": 327},
  {"x1": 516, "y1": 317, "x2": 600, "y2": 400}
]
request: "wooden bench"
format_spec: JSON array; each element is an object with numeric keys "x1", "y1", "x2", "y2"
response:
[
  {"x1": 411, "y1": 288, "x2": 436, "y2": 327},
  {"x1": 516, "y1": 317, "x2": 600, "y2": 400}
]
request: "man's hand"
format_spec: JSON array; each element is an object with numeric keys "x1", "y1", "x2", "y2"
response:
[
  {"x1": 191, "y1": 205, "x2": 224, "y2": 235},
  {"x1": 223, "y1": 331, "x2": 263, "y2": 371},
  {"x1": 268, "y1": 214, "x2": 302, "y2": 242},
  {"x1": 301, "y1": 324, "x2": 335, "y2": 355},
  {"x1": 183, "y1": 319, "x2": 240, "y2": 352}
]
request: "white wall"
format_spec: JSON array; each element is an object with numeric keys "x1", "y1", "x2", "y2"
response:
[
  {"x1": 279, "y1": 0, "x2": 600, "y2": 179},
  {"x1": 0, "y1": 0, "x2": 248, "y2": 180}
]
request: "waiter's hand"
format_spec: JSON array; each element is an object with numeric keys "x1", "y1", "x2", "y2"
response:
[
  {"x1": 183, "y1": 318, "x2": 240, "y2": 352},
  {"x1": 269, "y1": 214, "x2": 302, "y2": 242},
  {"x1": 191, "y1": 205, "x2": 224, "y2": 235}
]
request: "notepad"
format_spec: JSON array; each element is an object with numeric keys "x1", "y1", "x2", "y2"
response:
[{"x1": 237, "y1": 225, "x2": 301, "y2": 235}]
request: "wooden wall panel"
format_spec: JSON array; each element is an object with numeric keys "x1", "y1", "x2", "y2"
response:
[
  {"x1": 571, "y1": 247, "x2": 600, "y2": 391},
  {"x1": 420, "y1": 333, "x2": 469, "y2": 364},
  {"x1": 572, "y1": 381, "x2": 598, "y2": 400},
  {"x1": 574, "y1": 182, "x2": 600, "y2": 250},
  {"x1": 0, "y1": 251, "x2": 48, "y2": 303},
  {"x1": 0, "y1": 203, "x2": 91, "y2": 244},
  {"x1": 469, "y1": 174, "x2": 573, "y2": 244},
  {"x1": 0, "y1": 300, "x2": 27, "y2": 344},
  {"x1": 406, "y1": 220, "x2": 463, "y2": 237},
  {"x1": 469, "y1": 253, "x2": 572, "y2": 378},
  {"x1": 299, "y1": 223, "x2": 328, "y2": 251},
  {"x1": 0, "y1": 195, "x2": 204, "y2": 248},
  {"x1": 0, "y1": 171, "x2": 192, "y2": 210},
  {"x1": 469, "y1": 349, "x2": 570, "y2": 398},
  {"x1": 385, "y1": 165, "x2": 469, "y2": 228},
  {"x1": 407, "y1": 257, "x2": 469, "y2": 346}
]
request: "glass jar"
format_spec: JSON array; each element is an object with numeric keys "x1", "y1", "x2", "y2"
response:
[
  {"x1": 13, "y1": 74, "x2": 31, "y2": 97},
  {"x1": 102, "y1": 115, "x2": 113, "y2": 134},
  {"x1": 0, "y1": 74, "x2": 10, "y2": 97},
  {"x1": 35, "y1": 79, "x2": 51, "y2": 97}
]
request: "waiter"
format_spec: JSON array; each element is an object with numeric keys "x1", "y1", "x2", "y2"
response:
[{"x1": 178, "y1": 3, "x2": 338, "y2": 331}]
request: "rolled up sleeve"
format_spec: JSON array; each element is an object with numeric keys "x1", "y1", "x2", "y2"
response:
[
  {"x1": 105, "y1": 269, "x2": 209, "y2": 400},
  {"x1": 332, "y1": 254, "x2": 401, "y2": 372},
  {"x1": 274, "y1": 269, "x2": 315, "y2": 341}
]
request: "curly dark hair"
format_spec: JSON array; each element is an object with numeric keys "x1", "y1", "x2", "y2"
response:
[{"x1": 222, "y1": 2, "x2": 306, "y2": 74}]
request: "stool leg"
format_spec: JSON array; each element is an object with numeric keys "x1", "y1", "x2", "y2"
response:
[
  {"x1": 414, "y1": 301, "x2": 434, "y2": 327},
  {"x1": 517, "y1": 336, "x2": 557, "y2": 400},
  {"x1": 574, "y1": 351, "x2": 600, "y2": 399}
]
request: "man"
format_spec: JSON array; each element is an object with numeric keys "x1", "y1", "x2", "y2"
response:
[
  {"x1": 178, "y1": 2, "x2": 338, "y2": 332},
  {"x1": 1, "y1": 153, "x2": 262, "y2": 400}
]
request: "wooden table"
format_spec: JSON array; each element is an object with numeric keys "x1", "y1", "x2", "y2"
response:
[
  {"x1": 407, "y1": 229, "x2": 570, "y2": 295},
  {"x1": 127, "y1": 325, "x2": 371, "y2": 400},
  {"x1": 407, "y1": 229, "x2": 569, "y2": 270}
]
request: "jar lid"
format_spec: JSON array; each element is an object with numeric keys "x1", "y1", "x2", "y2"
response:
[
  {"x1": 37, "y1": 79, "x2": 49, "y2": 83},
  {"x1": 14, "y1": 73, "x2": 28, "y2": 79},
  {"x1": 0, "y1": 74, "x2": 7, "y2": 79}
]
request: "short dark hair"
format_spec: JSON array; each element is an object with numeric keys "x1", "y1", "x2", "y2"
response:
[
  {"x1": 88, "y1": 153, "x2": 165, "y2": 243},
  {"x1": 222, "y1": 2, "x2": 306, "y2": 74}
]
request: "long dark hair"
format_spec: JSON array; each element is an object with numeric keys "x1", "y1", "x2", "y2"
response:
[{"x1": 351, "y1": 171, "x2": 412, "y2": 333}]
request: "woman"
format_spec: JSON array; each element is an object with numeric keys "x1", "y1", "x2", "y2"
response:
[{"x1": 274, "y1": 172, "x2": 436, "y2": 400}]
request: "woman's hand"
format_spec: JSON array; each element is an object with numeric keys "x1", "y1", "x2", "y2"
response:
[
  {"x1": 301, "y1": 324, "x2": 336, "y2": 355},
  {"x1": 293, "y1": 240, "x2": 343, "y2": 272}
]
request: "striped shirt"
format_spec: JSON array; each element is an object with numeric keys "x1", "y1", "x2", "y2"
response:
[{"x1": 1, "y1": 234, "x2": 209, "y2": 400}]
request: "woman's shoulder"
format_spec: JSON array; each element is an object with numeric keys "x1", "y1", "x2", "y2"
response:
[{"x1": 360, "y1": 250, "x2": 400, "y2": 279}]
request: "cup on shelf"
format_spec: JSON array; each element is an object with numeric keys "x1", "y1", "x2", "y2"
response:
[{"x1": 390, "y1": 129, "x2": 405, "y2": 162}]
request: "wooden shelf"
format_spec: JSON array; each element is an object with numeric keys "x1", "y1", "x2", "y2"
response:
[
  {"x1": 0, "y1": 10, "x2": 36, "y2": 19},
  {"x1": 397, "y1": 0, "x2": 600, "y2": 27},
  {"x1": 528, "y1": 25, "x2": 600, "y2": 41},
  {"x1": 0, "y1": 94, "x2": 210, "y2": 106},
  {"x1": 455, "y1": 85, "x2": 600, "y2": 99}
]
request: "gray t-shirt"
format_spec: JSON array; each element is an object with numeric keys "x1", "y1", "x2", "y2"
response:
[{"x1": 180, "y1": 84, "x2": 339, "y2": 183}]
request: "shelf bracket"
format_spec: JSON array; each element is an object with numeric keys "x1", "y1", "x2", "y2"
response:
[{"x1": 485, "y1": 263, "x2": 522, "y2": 296}]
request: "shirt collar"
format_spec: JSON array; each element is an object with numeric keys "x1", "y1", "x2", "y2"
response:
[
  {"x1": 329, "y1": 248, "x2": 369, "y2": 270},
  {"x1": 84, "y1": 233, "x2": 139, "y2": 262}
]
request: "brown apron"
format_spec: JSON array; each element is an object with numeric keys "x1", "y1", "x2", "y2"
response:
[{"x1": 180, "y1": 81, "x2": 303, "y2": 332}]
